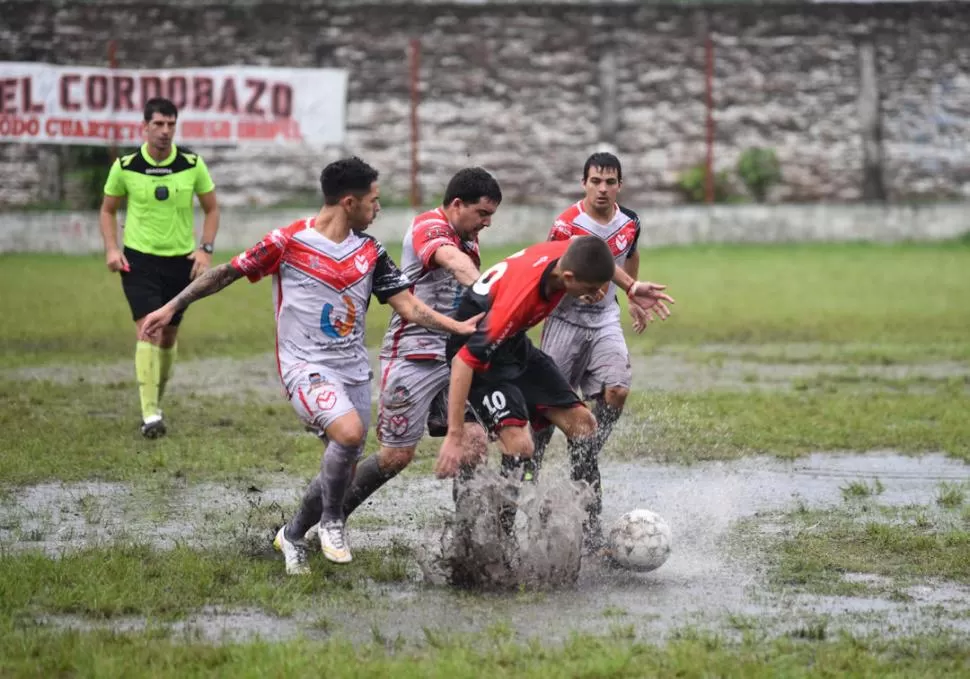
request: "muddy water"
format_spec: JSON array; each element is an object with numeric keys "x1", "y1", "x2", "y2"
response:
[{"x1": 7, "y1": 452, "x2": 969, "y2": 644}]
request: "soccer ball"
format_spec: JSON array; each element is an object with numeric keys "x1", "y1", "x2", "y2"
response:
[{"x1": 607, "y1": 508, "x2": 672, "y2": 572}]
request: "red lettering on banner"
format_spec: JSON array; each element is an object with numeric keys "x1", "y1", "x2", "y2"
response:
[
  {"x1": 0, "y1": 115, "x2": 41, "y2": 137},
  {"x1": 113, "y1": 76, "x2": 134, "y2": 111},
  {"x1": 237, "y1": 118, "x2": 302, "y2": 141},
  {"x1": 168, "y1": 76, "x2": 187, "y2": 109},
  {"x1": 271, "y1": 83, "x2": 292, "y2": 118},
  {"x1": 60, "y1": 74, "x2": 81, "y2": 111},
  {"x1": 140, "y1": 76, "x2": 162, "y2": 106},
  {"x1": 87, "y1": 75, "x2": 108, "y2": 111},
  {"x1": 193, "y1": 77, "x2": 213, "y2": 110},
  {"x1": 244, "y1": 79, "x2": 266, "y2": 115},
  {"x1": 0, "y1": 79, "x2": 15, "y2": 113},
  {"x1": 180, "y1": 120, "x2": 232, "y2": 140},
  {"x1": 22, "y1": 78, "x2": 44, "y2": 113},
  {"x1": 218, "y1": 78, "x2": 238, "y2": 114}
]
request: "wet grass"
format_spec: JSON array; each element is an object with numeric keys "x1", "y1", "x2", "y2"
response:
[
  {"x1": 0, "y1": 622, "x2": 967, "y2": 678},
  {"x1": 758, "y1": 501, "x2": 970, "y2": 596},
  {"x1": 4, "y1": 377, "x2": 970, "y2": 485},
  {"x1": 616, "y1": 390, "x2": 970, "y2": 463},
  {"x1": 3, "y1": 241, "x2": 970, "y2": 368},
  {"x1": 0, "y1": 542, "x2": 412, "y2": 622}
]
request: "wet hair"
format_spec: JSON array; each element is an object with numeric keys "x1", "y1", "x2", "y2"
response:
[
  {"x1": 582, "y1": 152, "x2": 622, "y2": 182},
  {"x1": 320, "y1": 157, "x2": 380, "y2": 205},
  {"x1": 144, "y1": 97, "x2": 178, "y2": 122},
  {"x1": 443, "y1": 167, "x2": 503, "y2": 206},
  {"x1": 560, "y1": 236, "x2": 615, "y2": 283}
]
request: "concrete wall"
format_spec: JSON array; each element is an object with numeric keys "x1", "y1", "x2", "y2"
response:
[{"x1": 3, "y1": 203, "x2": 966, "y2": 254}]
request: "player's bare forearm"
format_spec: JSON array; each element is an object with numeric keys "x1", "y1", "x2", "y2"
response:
[
  {"x1": 612, "y1": 264, "x2": 635, "y2": 291},
  {"x1": 434, "y1": 246, "x2": 480, "y2": 287},
  {"x1": 168, "y1": 262, "x2": 242, "y2": 312},
  {"x1": 198, "y1": 191, "x2": 221, "y2": 245},
  {"x1": 623, "y1": 250, "x2": 640, "y2": 280},
  {"x1": 390, "y1": 293, "x2": 459, "y2": 334}
]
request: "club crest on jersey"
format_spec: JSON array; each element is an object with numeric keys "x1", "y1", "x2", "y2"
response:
[
  {"x1": 614, "y1": 233, "x2": 628, "y2": 252},
  {"x1": 354, "y1": 253, "x2": 370, "y2": 274},
  {"x1": 320, "y1": 294, "x2": 357, "y2": 338}
]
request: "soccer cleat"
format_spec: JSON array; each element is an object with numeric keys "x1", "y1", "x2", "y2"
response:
[
  {"x1": 140, "y1": 414, "x2": 167, "y2": 439},
  {"x1": 319, "y1": 520, "x2": 352, "y2": 564},
  {"x1": 273, "y1": 526, "x2": 310, "y2": 575}
]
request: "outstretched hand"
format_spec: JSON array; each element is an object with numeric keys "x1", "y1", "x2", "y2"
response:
[
  {"x1": 628, "y1": 281, "x2": 674, "y2": 321},
  {"x1": 139, "y1": 305, "x2": 176, "y2": 341}
]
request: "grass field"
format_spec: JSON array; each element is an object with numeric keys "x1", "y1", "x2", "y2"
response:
[{"x1": 1, "y1": 240, "x2": 969, "y2": 676}]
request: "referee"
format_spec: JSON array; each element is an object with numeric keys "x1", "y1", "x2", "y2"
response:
[{"x1": 99, "y1": 97, "x2": 221, "y2": 438}]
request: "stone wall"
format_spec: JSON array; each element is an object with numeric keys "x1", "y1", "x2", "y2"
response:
[
  {"x1": 1, "y1": 1, "x2": 969, "y2": 208},
  {"x1": 2, "y1": 203, "x2": 966, "y2": 254}
]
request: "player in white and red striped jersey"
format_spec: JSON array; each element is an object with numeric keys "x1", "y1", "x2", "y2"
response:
[
  {"x1": 340, "y1": 168, "x2": 502, "y2": 520},
  {"x1": 138, "y1": 157, "x2": 481, "y2": 575},
  {"x1": 530, "y1": 152, "x2": 656, "y2": 548}
]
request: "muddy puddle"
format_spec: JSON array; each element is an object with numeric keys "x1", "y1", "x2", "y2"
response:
[
  {"x1": 5, "y1": 348, "x2": 968, "y2": 399},
  {"x1": 6, "y1": 451, "x2": 969, "y2": 644}
]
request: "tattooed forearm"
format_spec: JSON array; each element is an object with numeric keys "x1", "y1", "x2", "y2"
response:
[
  {"x1": 409, "y1": 303, "x2": 450, "y2": 332},
  {"x1": 170, "y1": 263, "x2": 243, "y2": 312}
]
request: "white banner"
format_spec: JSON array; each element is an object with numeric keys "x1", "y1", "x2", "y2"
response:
[{"x1": 0, "y1": 62, "x2": 347, "y2": 146}]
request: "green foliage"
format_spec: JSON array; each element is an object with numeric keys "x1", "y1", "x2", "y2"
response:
[
  {"x1": 736, "y1": 147, "x2": 782, "y2": 202},
  {"x1": 676, "y1": 164, "x2": 735, "y2": 203}
]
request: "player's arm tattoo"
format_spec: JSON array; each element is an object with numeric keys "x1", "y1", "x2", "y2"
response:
[
  {"x1": 169, "y1": 263, "x2": 243, "y2": 312},
  {"x1": 389, "y1": 292, "x2": 455, "y2": 333}
]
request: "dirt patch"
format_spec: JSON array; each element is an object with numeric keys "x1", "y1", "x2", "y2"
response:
[{"x1": 6, "y1": 348, "x2": 968, "y2": 399}]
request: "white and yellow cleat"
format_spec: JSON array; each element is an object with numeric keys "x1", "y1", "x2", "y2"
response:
[
  {"x1": 319, "y1": 520, "x2": 353, "y2": 564},
  {"x1": 273, "y1": 526, "x2": 310, "y2": 575}
]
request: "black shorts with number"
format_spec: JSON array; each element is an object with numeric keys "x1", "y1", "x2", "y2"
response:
[
  {"x1": 468, "y1": 348, "x2": 582, "y2": 435},
  {"x1": 120, "y1": 246, "x2": 194, "y2": 325}
]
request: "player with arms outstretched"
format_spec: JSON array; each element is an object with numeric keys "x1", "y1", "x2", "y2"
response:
[
  {"x1": 531, "y1": 152, "x2": 651, "y2": 545},
  {"x1": 139, "y1": 157, "x2": 481, "y2": 575},
  {"x1": 433, "y1": 236, "x2": 673, "y2": 548}
]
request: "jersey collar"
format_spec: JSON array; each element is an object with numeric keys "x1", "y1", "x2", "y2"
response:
[{"x1": 140, "y1": 143, "x2": 178, "y2": 166}]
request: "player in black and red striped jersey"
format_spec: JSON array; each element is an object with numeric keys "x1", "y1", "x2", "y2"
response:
[{"x1": 434, "y1": 235, "x2": 674, "y2": 548}]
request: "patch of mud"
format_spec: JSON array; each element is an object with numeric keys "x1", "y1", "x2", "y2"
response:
[
  {"x1": 6, "y1": 451, "x2": 970, "y2": 644},
  {"x1": 629, "y1": 352, "x2": 970, "y2": 393},
  {"x1": 6, "y1": 348, "x2": 969, "y2": 399},
  {"x1": 38, "y1": 607, "x2": 319, "y2": 644},
  {"x1": 3, "y1": 354, "x2": 284, "y2": 400}
]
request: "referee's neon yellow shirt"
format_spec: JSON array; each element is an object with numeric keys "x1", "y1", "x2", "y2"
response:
[{"x1": 104, "y1": 143, "x2": 215, "y2": 257}]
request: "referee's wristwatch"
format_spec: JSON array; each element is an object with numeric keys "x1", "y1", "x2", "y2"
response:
[{"x1": 199, "y1": 242, "x2": 215, "y2": 254}]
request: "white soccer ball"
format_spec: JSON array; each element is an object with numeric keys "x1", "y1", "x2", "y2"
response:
[{"x1": 607, "y1": 508, "x2": 672, "y2": 572}]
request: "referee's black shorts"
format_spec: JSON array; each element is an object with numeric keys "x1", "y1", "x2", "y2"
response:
[{"x1": 120, "y1": 246, "x2": 194, "y2": 325}]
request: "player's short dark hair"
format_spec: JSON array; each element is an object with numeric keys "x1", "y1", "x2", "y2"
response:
[
  {"x1": 144, "y1": 98, "x2": 178, "y2": 122},
  {"x1": 583, "y1": 152, "x2": 622, "y2": 182},
  {"x1": 320, "y1": 157, "x2": 380, "y2": 205},
  {"x1": 443, "y1": 167, "x2": 503, "y2": 206},
  {"x1": 560, "y1": 236, "x2": 615, "y2": 283}
]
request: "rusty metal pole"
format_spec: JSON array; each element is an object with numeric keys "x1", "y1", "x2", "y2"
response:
[
  {"x1": 704, "y1": 33, "x2": 715, "y2": 204},
  {"x1": 409, "y1": 38, "x2": 421, "y2": 208}
]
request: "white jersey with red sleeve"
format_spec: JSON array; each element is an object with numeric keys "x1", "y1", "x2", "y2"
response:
[
  {"x1": 230, "y1": 218, "x2": 411, "y2": 388},
  {"x1": 547, "y1": 201, "x2": 641, "y2": 329},
  {"x1": 379, "y1": 207, "x2": 481, "y2": 362}
]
